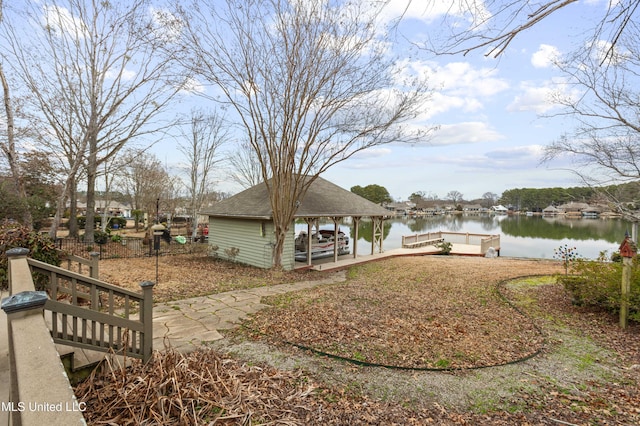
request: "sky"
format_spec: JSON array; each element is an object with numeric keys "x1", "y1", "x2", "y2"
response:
[
  {"x1": 6, "y1": 0, "x2": 613, "y2": 203},
  {"x1": 169, "y1": 0, "x2": 609, "y2": 202},
  {"x1": 315, "y1": 0, "x2": 603, "y2": 202}
]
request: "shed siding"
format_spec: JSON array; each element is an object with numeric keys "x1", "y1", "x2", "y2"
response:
[{"x1": 209, "y1": 217, "x2": 296, "y2": 270}]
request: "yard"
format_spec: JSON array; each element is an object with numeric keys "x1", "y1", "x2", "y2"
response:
[{"x1": 80, "y1": 255, "x2": 640, "y2": 425}]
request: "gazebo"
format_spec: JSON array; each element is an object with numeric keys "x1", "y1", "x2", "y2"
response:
[{"x1": 200, "y1": 176, "x2": 390, "y2": 270}]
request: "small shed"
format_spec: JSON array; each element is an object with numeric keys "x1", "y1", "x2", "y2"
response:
[{"x1": 200, "y1": 176, "x2": 390, "y2": 270}]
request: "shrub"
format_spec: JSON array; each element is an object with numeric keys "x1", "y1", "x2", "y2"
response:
[
  {"x1": 93, "y1": 230, "x2": 109, "y2": 245},
  {"x1": 558, "y1": 251, "x2": 640, "y2": 322},
  {"x1": 436, "y1": 241, "x2": 452, "y2": 255},
  {"x1": 0, "y1": 220, "x2": 61, "y2": 290}
]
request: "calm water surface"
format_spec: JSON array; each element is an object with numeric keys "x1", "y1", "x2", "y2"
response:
[{"x1": 297, "y1": 214, "x2": 633, "y2": 260}]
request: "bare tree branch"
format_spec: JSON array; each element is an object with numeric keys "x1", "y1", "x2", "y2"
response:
[{"x1": 179, "y1": 0, "x2": 435, "y2": 267}]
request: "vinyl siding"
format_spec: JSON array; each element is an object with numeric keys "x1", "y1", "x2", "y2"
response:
[{"x1": 209, "y1": 217, "x2": 295, "y2": 270}]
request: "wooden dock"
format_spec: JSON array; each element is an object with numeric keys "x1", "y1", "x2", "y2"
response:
[{"x1": 296, "y1": 242, "x2": 493, "y2": 272}]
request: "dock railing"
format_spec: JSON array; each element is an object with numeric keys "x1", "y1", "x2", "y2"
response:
[
  {"x1": 402, "y1": 231, "x2": 500, "y2": 255},
  {"x1": 401, "y1": 232, "x2": 444, "y2": 248}
]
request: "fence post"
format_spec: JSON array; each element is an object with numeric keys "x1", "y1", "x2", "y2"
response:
[
  {"x1": 89, "y1": 252, "x2": 100, "y2": 279},
  {"x1": 139, "y1": 280, "x2": 155, "y2": 362}
]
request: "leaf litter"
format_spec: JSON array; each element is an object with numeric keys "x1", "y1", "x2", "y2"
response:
[{"x1": 77, "y1": 255, "x2": 640, "y2": 425}]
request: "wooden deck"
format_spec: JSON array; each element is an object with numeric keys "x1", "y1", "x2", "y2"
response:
[{"x1": 295, "y1": 242, "x2": 492, "y2": 272}]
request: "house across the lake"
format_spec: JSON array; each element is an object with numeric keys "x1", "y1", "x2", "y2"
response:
[{"x1": 200, "y1": 176, "x2": 390, "y2": 270}]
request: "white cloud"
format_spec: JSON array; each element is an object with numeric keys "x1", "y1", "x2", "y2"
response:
[
  {"x1": 105, "y1": 68, "x2": 136, "y2": 81},
  {"x1": 42, "y1": 5, "x2": 87, "y2": 39},
  {"x1": 507, "y1": 81, "x2": 557, "y2": 114},
  {"x1": 429, "y1": 122, "x2": 504, "y2": 146},
  {"x1": 179, "y1": 77, "x2": 206, "y2": 95},
  {"x1": 531, "y1": 44, "x2": 560, "y2": 68},
  {"x1": 485, "y1": 145, "x2": 544, "y2": 161},
  {"x1": 149, "y1": 7, "x2": 184, "y2": 44},
  {"x1": 399, "y1": 59, "x2": 509, "y2": 119},
  {"x1": 378, "y1": 0, "x2": 491, "y2": 27},
  {"x1": 425, "y1": 61, "x2": 509, "y2": 97},
  {"x1": 350, "y1": 147, "x2": 392, "y2": 159}
]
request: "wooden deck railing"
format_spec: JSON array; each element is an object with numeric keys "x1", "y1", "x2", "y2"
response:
[
  {"x1": 2, "y1": 248, "x2": 87, "y2": 425},
  {"x1": 60, "y1": 251, "x2": 100, "y2": 279},
  {"x1": 27, "y1": 257, "x2": 155, "y2": 361}
]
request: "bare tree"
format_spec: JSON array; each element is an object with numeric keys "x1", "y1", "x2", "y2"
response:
[
  {"x1": 227, "y1": 140, "x2": 266, "y2": 189},
  {"x1": 482, "y1": 192, "x2": 498, "y2": 208},
  {"x1": 423, "y1": 0, "x2": 640, "y2": 61},
  {"x1": 0, "y1": 63, "x2": 32, "y2": 228},
  {"x1": 1, "y1": 0, "x2": 186, "y2": 242},
  {"x1": 543, "y1": 31, "x2": 640, "y2": 220},
  {"x1": 177, "y1": 109, "x2": 226, "y2": 240},
  {"x1": 179, "y1": 0, "x2": 434, "y2": 267},
  {"x1": 119, "y1": 149, "x2": 170, "y2": 230},
  {"x1": 446, "y1": 190, "x2": 464, "y2": 205}
]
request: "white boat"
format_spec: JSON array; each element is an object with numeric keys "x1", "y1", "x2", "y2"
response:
[{"x1": 295, "y1": 229, "x2": 350, "y2": 261}]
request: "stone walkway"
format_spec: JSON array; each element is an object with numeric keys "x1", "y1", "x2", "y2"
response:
[{"x1": 150, "y1": 270, "x2": 346, "y2": 353}]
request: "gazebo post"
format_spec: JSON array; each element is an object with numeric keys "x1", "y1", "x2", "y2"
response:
[
  {"x1": 305, "y1": 218, "x2": 313, "y2": 267},
  {"x1": 352, "y1": 216, "x2": 361, "y2": 259},
  {"x1": 372, "y1": 216, "x2": 384, "y2": 254},
  {"x1": 332, "y1": 217, "x2": 340, "y2": 263}
]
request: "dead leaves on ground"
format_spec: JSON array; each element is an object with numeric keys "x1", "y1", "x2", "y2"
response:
[
  {"x1": 245, "y1": 257, "x2": 561, "y2": 369},
  {"x1": 98, "y1": 254, "x2": 324, "y2": 304}
]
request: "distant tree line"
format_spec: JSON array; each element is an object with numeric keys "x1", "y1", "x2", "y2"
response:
[{"x1": 499, "y1": 183, "x2": 640, "y2": 212}]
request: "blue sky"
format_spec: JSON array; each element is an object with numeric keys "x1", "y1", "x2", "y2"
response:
[
  {"x1": 315, "y1": 0, "x2": 607, "y2": 201},
  {"x1": 154, "y1": 1, "x2": 607, "y2": 201}
]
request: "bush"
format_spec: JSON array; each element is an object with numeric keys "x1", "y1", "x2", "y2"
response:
[
  {"x1": 0, "y1": 220, "x2": 61, "y2": 290},
  {"x1": 558, "y1": 252, "x2": 640, "y2": 322},
  {"x1": 94, "y1": 230, "x2": 109, "y2": 245},
  {"x1": 436, "y1": 241, "x2": 452, "y2": 255}
]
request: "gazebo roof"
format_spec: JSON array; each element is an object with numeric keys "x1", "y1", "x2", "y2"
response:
[{"x1": 201, "y1": 176, "x2": 390, "y2": 220}]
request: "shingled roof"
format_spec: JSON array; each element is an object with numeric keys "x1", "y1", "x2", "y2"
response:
[{"x1": 201, "y1": 176, "x2": 390, "y2": 219}]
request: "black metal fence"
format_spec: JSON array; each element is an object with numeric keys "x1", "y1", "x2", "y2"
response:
[{"x1": 55, "y1": 236, "x2": 207, "y2": 259}]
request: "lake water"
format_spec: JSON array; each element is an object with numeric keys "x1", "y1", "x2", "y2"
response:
[{"x1": 296, "y1": 214, "x2": 634, "y2": 260}]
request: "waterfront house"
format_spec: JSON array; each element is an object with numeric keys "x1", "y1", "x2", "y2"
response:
[{"x1": 542, "y1": 205, "x2": 561, "y2": 216}]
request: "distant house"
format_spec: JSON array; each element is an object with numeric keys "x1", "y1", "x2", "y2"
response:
[
  {"x1": 463, "y1": 204, "x2": 483, "y2": 212},
  {"x1": 558, "y1": 202, "x2": 590, "y2": 216},
  {"x1": 491, "y1": 205, "x2": 508, "y2": 214},
  {"x1": 200, "y1": 176, "x2": 390, "y2": 270},
  {"x1": 74, "y1": 200, "x2": 132, "y2": 218},
  {"x1": 542, "y1": 205, "x2": 561, "y2": 216},
  {"x1": 384, "y1": 201, "x2": 414, "y2": 215}
]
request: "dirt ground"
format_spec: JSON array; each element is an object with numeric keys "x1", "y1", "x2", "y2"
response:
[{"x1": 81, "y1": 255, "x2": 640, "y2": 425}]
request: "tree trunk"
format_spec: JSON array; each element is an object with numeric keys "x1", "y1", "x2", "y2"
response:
[
  {"x1": 68, "y1": 176, "x2": 79, "y2": 238},
  {"x1": 84, "y1": 149, "x2": 98, "y2": 243},
  {"x1": 0, "y1": 64, "x2": 32, "y2": 229},
  {"x1": 272, "y1": 224, "x2": 288, "y2": 269}
]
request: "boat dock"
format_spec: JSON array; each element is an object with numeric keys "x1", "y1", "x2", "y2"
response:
[{"x1": 296, "y1": 232, "x2": 500, "y2": 272}]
